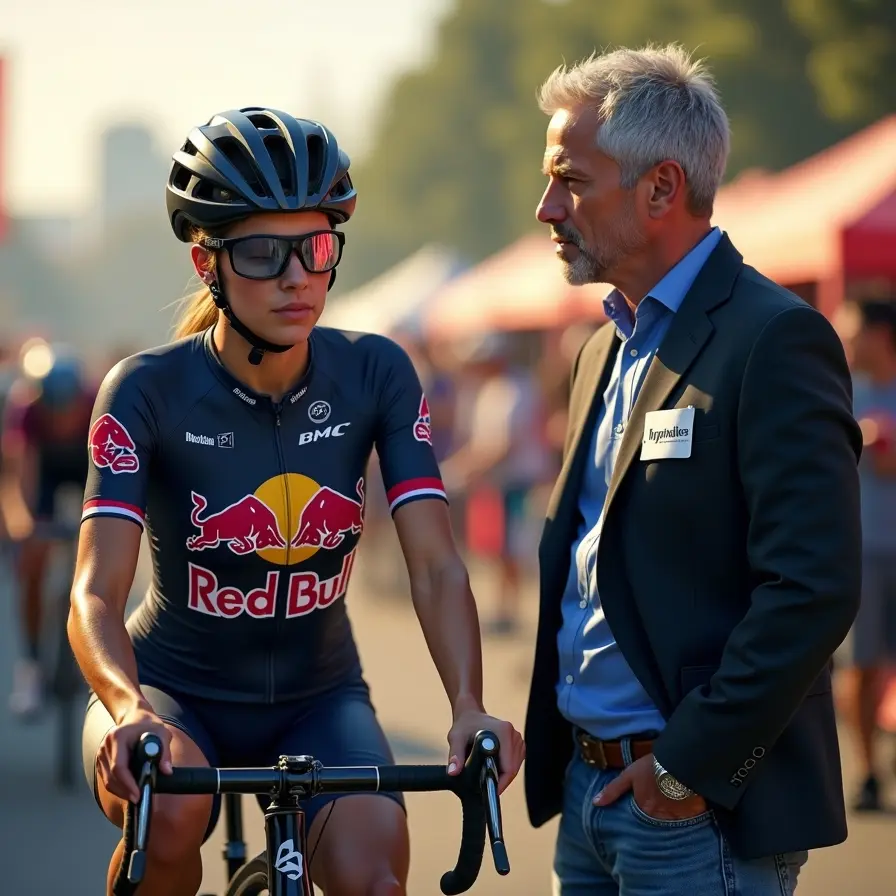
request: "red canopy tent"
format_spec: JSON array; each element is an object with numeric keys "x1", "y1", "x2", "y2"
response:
[
  {"x1": 424, "y1": 232, "x2": 611, "y2": 339},
  {"x1": 713, "y1": 115, "x2": 896, "y2": 316}
]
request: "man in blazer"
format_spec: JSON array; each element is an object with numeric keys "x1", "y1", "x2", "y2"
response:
[{"x1": 525, "y1": 44, "x2": 862, "y2": 895}]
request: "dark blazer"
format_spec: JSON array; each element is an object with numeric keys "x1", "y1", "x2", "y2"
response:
[{"x1": 524, "y1": 234, "x2": 862, "y2": 859}]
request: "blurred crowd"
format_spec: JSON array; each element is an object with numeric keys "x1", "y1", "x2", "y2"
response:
[{"x1": 359, "y1": 322, "x2": 598, "y2": 634}]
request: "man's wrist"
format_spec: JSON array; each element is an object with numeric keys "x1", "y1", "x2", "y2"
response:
[{"x1": 653, "y1": 756, "x2": 695, "y2": 801}]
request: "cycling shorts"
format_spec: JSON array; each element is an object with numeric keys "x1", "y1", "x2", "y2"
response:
[{"x1": 81, "y1": 675, "x2": 405, "y2": 840}]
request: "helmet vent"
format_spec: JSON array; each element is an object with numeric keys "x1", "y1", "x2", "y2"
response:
[
  {"x1": 216, "y1": 136, "x2": 267, "y2": 198},
  {"x1": 264, "y1": 134, "x2": 295, "y2": 195},
  {"x1": 247, "y1": 111, "x2": 279, "y2": 131},
  {"x1": 171, "y1": 163, "x2": 192, "y2": 192},
  {"x1": 327, "y1": 172, "x2": 352, "y2": 199},
  {"x1": 306, "y1": 134, "x2": 325, "y2": 195}
]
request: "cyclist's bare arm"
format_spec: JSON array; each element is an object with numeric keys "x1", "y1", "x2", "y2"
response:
[
  {"x1": 68, "y1": 517, "x2": 150, "y2": 724},
  {"x1": 393, "y1": 499, "x2": 484, "y2": 719},
  {"x1": 0, "y1": 440, "x2": 37, "y2": 539}
]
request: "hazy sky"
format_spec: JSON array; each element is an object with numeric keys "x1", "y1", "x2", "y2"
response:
[{"x1": 1, "y1": 0, "x2": 449, "y2": 215}]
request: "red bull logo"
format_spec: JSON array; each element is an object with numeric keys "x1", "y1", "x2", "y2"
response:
[
  {"x1": 291, "y1": 477, "x2": 364, "y2": 549},
  {"x1": 413, "y1": 393, "x2": 432, "y2": 445},
  {"x1": 185, "y1": 472, "x2": 363, "y2": 620},
  {"x1": 186, "y1": 493, "x2": 287, "y2": 554},
  {"x1": 186, "y1": 473, "x2": 365, "y2": 566},
  {"x1": 188, "y1": 549, "x2": 356, "y2": 619},
  {"x1": 89, "y1": 413, "x2": 140, "y2": 474}
]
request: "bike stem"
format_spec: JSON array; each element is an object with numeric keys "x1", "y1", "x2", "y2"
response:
[{"x1": 263, "y1": 754, "x2": 316, "y2": 896}]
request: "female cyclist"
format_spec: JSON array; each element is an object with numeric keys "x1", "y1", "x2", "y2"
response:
[{"x1": 70, "y1": 107, "x2": 525, "y2": 896}]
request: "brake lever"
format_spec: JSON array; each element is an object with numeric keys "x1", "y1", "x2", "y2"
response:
[
  {"x1": 478, "y1": 735, "x2": 510, "y2": 875},
  {"x1": 128, "y1": 734, "x2": 162, "y2": 883}
]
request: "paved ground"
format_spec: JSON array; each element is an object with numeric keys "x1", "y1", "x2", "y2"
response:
[{"x1": 1, "y1": 537, "x2": 895, "y2": 894}]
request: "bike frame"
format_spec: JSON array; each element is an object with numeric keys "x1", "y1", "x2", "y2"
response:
[
  {"x1": 263, "y1": 800, "x2": 313, "y2": 896},
  {"x1": 219, "y1": 787, "x2": 315, "y2": 896}
]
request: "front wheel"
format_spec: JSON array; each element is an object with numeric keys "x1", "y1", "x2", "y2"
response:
[{"x1": 225, "y1": 852, "x2": 269, "y2": 895}]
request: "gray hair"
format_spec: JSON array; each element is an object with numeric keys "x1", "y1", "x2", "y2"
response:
[{"x1": 538, "y1": 44, "x2": 730, "y2": 216}]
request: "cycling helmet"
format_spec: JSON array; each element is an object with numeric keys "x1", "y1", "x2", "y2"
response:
[
  {"x1": 165, "y1": 107, "x2": 358, "y2": 365},
  {"x1": 19, "y1": 340, "x2": 84, "y2": 409},
  {"x1": 166, "y1": 107, "x2": 357, "y2": 241}
]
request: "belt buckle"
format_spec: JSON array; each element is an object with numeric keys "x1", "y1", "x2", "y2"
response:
[{"x1": 578, "y1": 731, "x2": 607, "y2": 770}]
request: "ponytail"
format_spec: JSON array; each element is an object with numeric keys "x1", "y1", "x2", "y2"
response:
[
  {"x1": 172, "y1": 224, "x2": 222, "y2": 340},
  {"x1": 174, "y1": 285, "x2": 219, "y2": 339}
]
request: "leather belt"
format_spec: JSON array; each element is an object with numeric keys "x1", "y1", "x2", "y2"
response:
[{"x1": 575, "y1": 729, "x2": 654, "y2": 770}]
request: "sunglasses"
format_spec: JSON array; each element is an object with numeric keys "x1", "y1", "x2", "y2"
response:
[{"x1": 201, "y1": 230, "x2": 345, "y2": 280}]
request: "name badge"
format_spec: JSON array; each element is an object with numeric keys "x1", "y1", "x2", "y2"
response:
[{"x1": 640, "y1": 407, "x2": 695, "y2": 460}]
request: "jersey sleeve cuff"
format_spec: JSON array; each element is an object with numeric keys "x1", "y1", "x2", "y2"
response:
[
  {"x1": 386, "y1": 477, "x2": 449, "y2": 514},
  {"x1": 82, "y1": 499, "x2": 146, "y2": 530}
]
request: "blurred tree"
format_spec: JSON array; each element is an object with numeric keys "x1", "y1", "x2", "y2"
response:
[
  {"x1": 334, "y1": 0, "x2": 896, "y2": 294},
  {"x1": 786, "y1": 0, "x2": 896, "y2": 122}
]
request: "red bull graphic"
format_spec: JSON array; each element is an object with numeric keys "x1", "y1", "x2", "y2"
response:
[
  {"x1": 189, "y1": 567, "x2": 279, "y2": 618},
  {"x1": 413, "y1": 393, "x2": 432, "y2": 445},
  {"x1": 188, "y1": 549, "x2": 356, "y2": 619},
  {"x1": 186, "y1": 492, "x2": 287, "y2": 554},
  {"x1": 184, "y1": 473, "x2": 364, "y2": 567},
  {"x1": 291, "y1": 477, "x2": 364, "y2": 549},
  {"x1": 89, "y1": 413, "x2": 140, "y2": 474}
]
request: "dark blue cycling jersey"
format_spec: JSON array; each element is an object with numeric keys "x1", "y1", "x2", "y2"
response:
[{"x1": 82, "y1": 326, "x2": 446, "y2": 703}]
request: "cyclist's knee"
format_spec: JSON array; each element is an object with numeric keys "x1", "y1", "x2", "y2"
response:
[
  {"x1": 145, "y1": 793, "x2": 211, "y2": 867},
  {"x1": 323, "y1": 868, "x2": 404, "y2": 896},
  {"x1": 367, "y1": 877, "x2": 404, "y2": 896}
]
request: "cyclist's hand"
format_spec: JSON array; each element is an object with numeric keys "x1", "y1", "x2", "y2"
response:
[
  {"x1": 96, "y1": 707, "x2": 173, "y2": 803},
  {"x1": 446, "y1": 706, "x2": 525, "y2": 794}
]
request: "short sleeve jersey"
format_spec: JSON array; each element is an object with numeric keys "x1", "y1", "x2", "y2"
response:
[{"x1": 82, "y1": 327, "x2": 447, "y2": 703}]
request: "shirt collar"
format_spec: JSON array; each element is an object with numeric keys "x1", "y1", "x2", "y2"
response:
[{"x1": 602, "y1": 226, "x2": 723, "y2": 336}]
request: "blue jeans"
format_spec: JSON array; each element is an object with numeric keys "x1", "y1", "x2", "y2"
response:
[{"x1": 553, "y1": 751, "x2": 808, "y2": 895}]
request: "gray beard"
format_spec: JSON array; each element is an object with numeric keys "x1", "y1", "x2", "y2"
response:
[
  {"x1": 557, "y1": 205, "x2": 645, "y2": 286},
  {"x1": 561, "y1": 249, "x2": 603, "y2": 286}
]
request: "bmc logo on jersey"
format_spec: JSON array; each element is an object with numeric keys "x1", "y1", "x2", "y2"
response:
[
  {"x1": 298, "y1": 422, "x2": 350, "y2": 445},
  {"x1": 89, "y1": 414, "x2": 140, "y2": 474},
  {"x1": 414, "y1": 394, "x2": 432, "y2": 445}
]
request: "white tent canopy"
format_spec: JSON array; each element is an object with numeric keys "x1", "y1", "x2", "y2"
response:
[{"x1": 321, "y1": 244, "x2": 466, "y2": 336}]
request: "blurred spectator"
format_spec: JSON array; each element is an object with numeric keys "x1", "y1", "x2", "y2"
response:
[
  {"x1": 842, "y1": 299, "x2": 896, "y2": 811},
  {"x1": 0, "y1": 339, "x2": 96, "y2": 717},
  {"x1": 441, "y1": 332, "x2": 552, "y2": 635},
  {"x1": 536, "y1": 323, "x2": 597, "y2": 469},
  {"x1": 0, "y1": 343, "x2": 17, "y2": 513}
]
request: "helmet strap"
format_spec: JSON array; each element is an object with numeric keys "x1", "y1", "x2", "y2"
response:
[{"x1": 208, "y1": 280, "x2": 292, "y2": 366}]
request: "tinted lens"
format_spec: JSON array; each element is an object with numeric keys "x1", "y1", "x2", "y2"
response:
[
  {"x1": 300, "y1": 232, "x2": 340, "y2": 273},
  {"x1": 231, "y1": 237, "x2": 291, "y2": 278}
]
